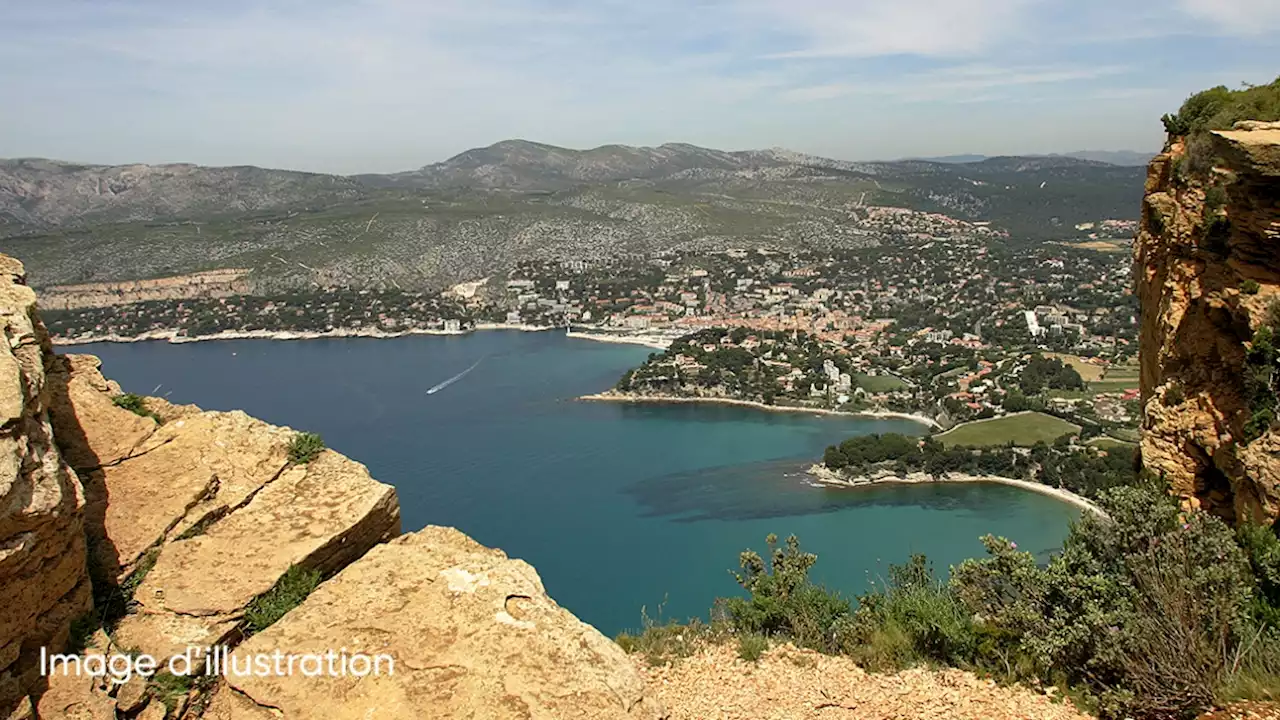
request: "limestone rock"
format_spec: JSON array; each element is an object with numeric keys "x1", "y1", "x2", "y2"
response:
[
  {"x1": 115, "y1": 450, "x2": 399, "y2": 660},
  {"x1": 83, "y1": 410, "x2": 296, "y2": 583},
  {"x1": 1136, "y1": 123, "x2": 1280, "y2": 523},
  {"x1": 47, "y1": 354, "x2": 157, "y2": 471},
  {"x1": 32, "y1": 673, "x2": 115, "y2": 720},
  {"x1": 208, "y1": 527, "x2": 663, "y2": 720},
  {"x1": 0, "y1": 257, "x2": 93, "y2": 715}
]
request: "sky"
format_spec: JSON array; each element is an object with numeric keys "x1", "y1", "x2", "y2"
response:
[{"x1": 2, "y1": 0, "x2": 1278, "y2": 173}]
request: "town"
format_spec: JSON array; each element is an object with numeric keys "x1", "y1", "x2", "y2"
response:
[{"x1": 41, "y1": 208, "x2": 1142, "y2": 443}]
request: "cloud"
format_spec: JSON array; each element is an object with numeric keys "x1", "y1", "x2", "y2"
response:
[
  {"x1": 1179, "y1": 0, "x2": 1280, "y2": 34},
  {"x1": 746, "y1": 0, "x2": 1034, "y2": 58},
  {"x1": 780, "y1": 64, "x2": 1129, "y2": 102},
  {"x1": 0, "y1": 0, "x2": 1276, "y2": 171}
]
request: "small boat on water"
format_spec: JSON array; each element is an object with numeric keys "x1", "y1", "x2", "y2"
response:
[{"x1": 426, "y1": 357, "x2": 484, "y2": 395}]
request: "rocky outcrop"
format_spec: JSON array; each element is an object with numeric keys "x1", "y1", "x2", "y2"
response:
[
  {"x1": 1135, "y1": 121, "x2": 1280, "y2": 524},
  {"x1": 0, "y1": 247, "x2": 663, "y2": 718},
  {"x1": 0, "y1": 258, "x2": 93, "y2": 713},
  {"x1": 113, "y1": 449, "x2": 400, "y2": 661},
  {"x1": 39, "y1": 269, "x2": 253, "y2": 311},
  {"x1": 204, "y1": 527, "x2": 663, "y2": 720}
]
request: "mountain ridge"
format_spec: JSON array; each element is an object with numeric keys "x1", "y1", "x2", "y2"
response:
[{"x1": 0, "y1": 138, "x2": 1144, "y2": 292}]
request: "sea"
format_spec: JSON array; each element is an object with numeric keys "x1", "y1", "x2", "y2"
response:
[{"x1": 75, "y1": 330, "x2": 1079, "y2": 637}]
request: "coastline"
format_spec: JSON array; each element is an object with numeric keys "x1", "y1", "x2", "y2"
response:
[
  {"x1": 50, "y1": 323, "x2": 559, "y2": 347},
  {"x1": 564, "y1": 330, "x2": 672, "y2": 350},
  {"x1": 806, "y1": 464, "x2": 1104, "y2": 516},
  {"x1": 578, "y1": 391, "x2": 941, "y2": 429}
]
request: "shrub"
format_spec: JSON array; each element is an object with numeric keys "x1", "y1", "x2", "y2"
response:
[
  {"x1": 1243, "y1": 280, "x2": 1261, "y2": 295},
  {"x1": 1164, "y1": 384, "x2": 1185, "y2": 406},
  {"x1": 1164, "y1": 79, "x2": 1280, "y2": 136},
  {"x1": 952, "y1": 483, "x2": 1261, "y2": 719},
  {"x1": 244, "y1": 565, "x2": 321, "y2": 634},
  {"x1": 738, "y1": 633, "x2": 768, "y2": 662},
  {"x1": 112, "y1": 393, "x2": 160, "y2": 422},
  {"x1": 615, "y1": 605, "x2": 718, "y2": 667},
  {"x1": 1205, "y1": 215, "x2": 1232, "y2": 256},
  {"x1": 722, "y1": 534, "x2": 852, "y2": 651},
  {"x1": 288, "y1": 432, "x2": 325, "y2": 464},
  {"x1": 840, "y1": 555, "x2": 979, "y2": 673},
  {"x1": 1205, "y1": 185, "x2": 1228, "y2": 212},
  {"x1": 1244, "y1": 324, "x2": 1280, "y2": 443}
]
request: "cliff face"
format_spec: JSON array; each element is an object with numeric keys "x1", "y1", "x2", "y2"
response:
[
  {"x1": 1135, "y1": 121, "x2": 1280, "y2": 524},
  {"x1": 0, "y1": 252, "x2": 661, "y2": 719},
  {"x1": 0, "y1": 258, "x2": 93, "y2": 714}
]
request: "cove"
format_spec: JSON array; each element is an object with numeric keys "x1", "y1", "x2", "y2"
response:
[{"x1": 74, "y1": 330, "x2": 1079, "y2": 637}]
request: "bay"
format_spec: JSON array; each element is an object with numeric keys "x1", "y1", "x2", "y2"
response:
[{"x1": 75, "y1": 330, "x2": 1079, "y2": 637}]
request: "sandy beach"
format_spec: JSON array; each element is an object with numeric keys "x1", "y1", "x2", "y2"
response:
[
  {"x1": 564, "y1": 330, "x2": 673, "y2": 350},
  {"x1": 806, "y1": 464, "x2": 1104, "y2": 516},
  {"x1": 578, "y1": 391, "x2": 941, "y2": 429}
]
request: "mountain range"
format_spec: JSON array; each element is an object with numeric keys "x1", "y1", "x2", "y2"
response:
[
  {"x1": 910, "y1": 150, "x2": 1155, "y2": 166},
  {"x1": 0, "y1": 139, "x2": 1145, "y2": 291}
]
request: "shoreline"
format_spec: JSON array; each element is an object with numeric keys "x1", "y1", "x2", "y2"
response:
[
  {"x1": 806, "y1": 464, "x2": 1104, "y2": 516},
  {"x1": 564, "y1": 330, "x2": 672, "y2": 350},
  {"x1": 578, "y1": 392, "x2": 941, "y2": 429},
  {"x1": 50, "y1": 323, "x2": 561, "y2": 347}
]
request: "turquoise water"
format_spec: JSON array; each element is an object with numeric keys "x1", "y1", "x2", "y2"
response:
[{"x1": 77, "y1": 331, "x2": 1079, "y2": 636}]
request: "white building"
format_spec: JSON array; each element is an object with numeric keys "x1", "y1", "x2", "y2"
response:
[{"x1": 1025, "y1": 310, "x2": 1045, "y2": 338}]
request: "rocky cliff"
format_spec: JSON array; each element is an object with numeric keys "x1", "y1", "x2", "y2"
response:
[
  {"x1": 0, "y1": 258, "x2": 93, "y2": 715},
  {"x1": 1135, "y1": 121, "x2": 1280, "y2": 525},
  {"x1": 0, "y1": 253, "x2": 661, "y2": 719}
]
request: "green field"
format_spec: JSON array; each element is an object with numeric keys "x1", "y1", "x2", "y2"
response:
[
  {"x1": 1086, "y1": 436, "x2": 1139, "y2": 452},
  {"x1": 854, "y1": 373, "x2": 909, "y2": 393},
  {"x1": 1046, "y1": 352, "x2": 1106, "y2": 382},
  {"x1": 1089, "y1": 379, "x2": 1140, "y2": 393},
  {"x1": 935, "y1": 412, "x2": 1081, "y2": 448}
]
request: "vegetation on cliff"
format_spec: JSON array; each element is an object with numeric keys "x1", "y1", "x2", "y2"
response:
[
  {"x1": 1244, "y1": 300, "x2": 1280, "y2": 442},
  {"x1": 622, "y1": 481, "x2": 1280, "y2": 719},
  {"x1": 287, "y1": 431, "x2": 326, "y2": 464},
  {"x1": 1161, "y1": 77, "x2": 1280, "y2": 136}
]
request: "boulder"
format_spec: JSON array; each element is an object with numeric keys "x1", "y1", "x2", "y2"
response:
[{"x1": 206, "y1": 527, "x2": 662, "y2": 720}]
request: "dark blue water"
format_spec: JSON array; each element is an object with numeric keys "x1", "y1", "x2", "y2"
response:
[{"x1": 77, "y1": 331, "x2": 1078, "y2": 636}]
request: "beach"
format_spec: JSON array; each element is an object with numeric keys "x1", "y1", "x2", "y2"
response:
[
  {"x1": 578, "y1": 391, "x2": 941, "y2": 429},
  {"x1": 806, "y1": 464, "x2": 1104, "y2": 516},
  {"x1": 565, "y1": 330, "x2": 673, "y2": 350}
]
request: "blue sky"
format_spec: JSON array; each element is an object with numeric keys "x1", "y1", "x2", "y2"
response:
[{"x1": 2, "y1": 0, "x2": 1278, "y2": 173}]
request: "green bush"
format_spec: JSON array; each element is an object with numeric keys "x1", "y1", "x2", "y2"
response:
[
  {"x1": 952, "y1": 483, "x2": 1265, "y2": 719},
  {"x1": 839, "y1": 555, "x2": 979, "y2": 673},
  {"x1": 1205, "y1": 185, "x2": 1228, "y2": 212},
  {"x1": 1243, "y1": 280, "x2": 1261, "y2": 295},
  {"x1": 244, "y1": 565, "x2": 321, "y2": 634},
  {"x1": 1244, "y1": 322, "x2": 1280, "y2": 443},
  {"x1": 288, "y1": 432, "x2": 325, "y2": 464},
  {"x1": 722, "y1": 534, "x2": 851, "y2": 651},
  {"x1": 737, "y1": 633, "x2": 768, "y2": 662},
  {"x1": 112, "y1": 393, "x2": 160, "y2": 422},
  {"x1": 616, "y1": 605, "x2": 718, "y2": 667},
  {"x1": 1164, "y1": 79, "x2": 1280, "y2": 136}
]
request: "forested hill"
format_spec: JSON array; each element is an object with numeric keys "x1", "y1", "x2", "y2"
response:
[{"x1": 0, "y1": 141, "x2": 1142, "y2": 292}]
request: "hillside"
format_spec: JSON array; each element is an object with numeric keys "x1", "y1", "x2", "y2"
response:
[{"x1": 0, "y1": 141, "x2": 1142, "y2": 293}]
